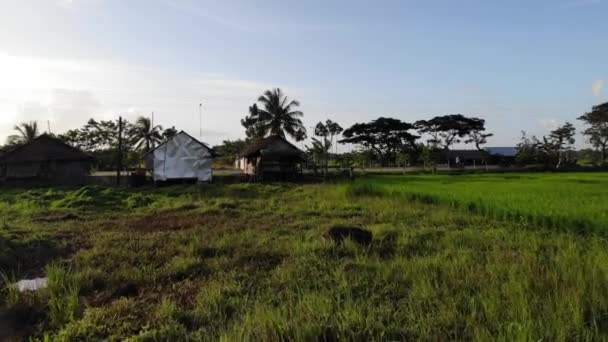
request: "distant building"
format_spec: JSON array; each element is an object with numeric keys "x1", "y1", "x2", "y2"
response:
[
  {"x1": 240, "y1": 135, "x2": 304, "y2": 181},
  {"x1": 144, "y1": 131, "x2": 214, "y2": 182},
  {"x1": 445, "y1": 149, "x2": 485, "y2": 166},
  {"x1": 0, "y1": 134, "x2": 94, "y2": 185},
  {"x1": 444, "y1": 147, "x2": 518, "y2": 167},
  {"x1": 485, "y1": 147, "x2": 518, "y2": 166}
]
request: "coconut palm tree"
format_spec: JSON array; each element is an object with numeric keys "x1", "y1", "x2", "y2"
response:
[
  {"x1": 133, "y1": 116, "x2": 163, "y2": 151},
  {"x1": 7, "y1": 121, "x2": 39, "y2": 145},
  {"x1": 245, "y1": 88, "x2": 307, "y2": 141}
]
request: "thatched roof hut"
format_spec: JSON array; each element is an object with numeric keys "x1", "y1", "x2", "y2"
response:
[
  {"x1": 239, "y1": 135, "x2": 304, "y2": 181},
  {"x1": 0, "y1": 134, "x2": 94, "y2": 184}
]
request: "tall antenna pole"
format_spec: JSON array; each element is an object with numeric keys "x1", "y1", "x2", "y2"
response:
[
  {"x1": 199, "y1": 103, "x2": 203, "y2": 138},
  {"x1": 151, "y1": 111, "x2": 154, "y2": 128},
  {"x1": 47, "y1": 120, "x2": 51, "y2": 134}
]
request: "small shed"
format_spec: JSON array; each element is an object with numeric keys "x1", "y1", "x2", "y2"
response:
[
  {"x1": 240, "y1": 135, "x2": 304, "y2": 181},
  {"x1": 0, "y1": 134, "x2": 94, "y2": 185},
  {"x1": 144, "y1": 131, "x2": 214, "y2": 182}
]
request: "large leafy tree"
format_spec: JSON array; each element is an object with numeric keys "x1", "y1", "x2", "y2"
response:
[
  {"x1": 241, "y1": 88, "x2": 307, "y2": 141},
  {"x1": 162, "y1": 126, "x2": 178, "y2": 140},
  {"x1": 339, "y1": 117, "x2": 419, "y2": 166},
  {"x1": 61, "y1": 119, "x2": 129, "y2": 151},
  {"x1": 415, "y1": 114, "x2": 486, "y2": 150},
  {"x1": 133, "y1": 116, "x2": 163, "y2": 151},
  {"x1": 241, "y1": 104, "x2": 267, "y2": 140},
  {"x1": 59, "y1": 118, "x2": 138, "y2": 170},
  {"x1": 416, "y1": 114, "x2": 486, "y2": 167},
  {"x1": 7, "y1": 121, "x2": 40, "y2": 145},
  {"x1": 578, "y1": 102, "x2": 608, "y2": 165}
]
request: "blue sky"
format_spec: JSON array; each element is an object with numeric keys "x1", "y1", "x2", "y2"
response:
[{"x1": 0, "y1": 0, "x2": 606, "y2": 147}]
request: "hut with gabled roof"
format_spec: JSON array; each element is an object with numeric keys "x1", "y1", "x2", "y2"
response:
[
  {"x1": 0, "y1": 134, "x2": 94, "y2": 185},
  {"x1": 143, "y1": 131, "x2": 214, "y2": 183},
  {"x1": 239, "y1": 135, "x2": 304, "y2": 181}
]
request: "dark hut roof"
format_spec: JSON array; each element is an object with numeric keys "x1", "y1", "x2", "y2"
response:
[
  {"x1": 240, "y1": 135, "x2": 303, "y2": 158},
  {"x1": 0, "y1": 134, "x2": 94, "y2": 164},
  {"x1": 446, "y1": 149, "x2": 485, "y2": 160},
  {"x1": 485, "y1": 147, "x2": 518, "y2": 157}
]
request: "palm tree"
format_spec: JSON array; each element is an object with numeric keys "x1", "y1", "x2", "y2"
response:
[
  {"x1": 7, "y1": 121, "x2": 39, "y2": 145},
  {"x1": 133, "y1": 116, "x2": 163, "y2": 151},
  {"x1": 248, "y1": 88, "x2": 307, "y2": 141}
]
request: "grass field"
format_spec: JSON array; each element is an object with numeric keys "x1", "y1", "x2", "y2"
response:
[
  {"x1": 1, "y1": 173, "x2": 607, "y2": 340},
  {"x1": 363, "y1": 172, "x2": 608, "y2": 235}
]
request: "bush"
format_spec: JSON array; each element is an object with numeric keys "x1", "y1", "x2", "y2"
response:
[
  {"x1": 46, "y1": 263, "x2": 81, "y2": 328},
  {"x1": 345, "y1": 183, "x2": 385, "y2": 197}
]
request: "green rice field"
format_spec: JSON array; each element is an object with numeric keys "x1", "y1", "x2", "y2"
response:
[
  {"x1": 0, "y1": 172, "x2": 607, "y2": 340},
  {"x1": 362, "y1": 172, "x2": 608, "y2": 235}
]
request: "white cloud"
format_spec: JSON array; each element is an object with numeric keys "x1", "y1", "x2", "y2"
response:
[
  {"x1": 539, "y1": 118, "x2": 560, "y2": 131},
  {"x1": 592, "y1": 79, "x2": 604, "y2": 97},
  {"x1": 0, "y1": 52, "x2": 272, "y2": 145}
]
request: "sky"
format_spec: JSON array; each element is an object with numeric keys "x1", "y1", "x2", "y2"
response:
[{"x1": 0, "y1": 0, "x2": 607, "y2": 148}]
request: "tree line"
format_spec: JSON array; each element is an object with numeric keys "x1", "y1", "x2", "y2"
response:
[
  {"x1": 2, "y1": 87, "x2": 608, "y2": 170},
  {"x1": 230, "y1": 88, "x2": 608, "y2": 169},
  {"x1": 1, "y1": 117, "x2": 178, "y2": 170}
]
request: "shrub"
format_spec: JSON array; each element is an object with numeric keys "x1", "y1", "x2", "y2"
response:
[
  {"x1": 345, "y1": 183, "x2": 385, "y2": 197},
  {"x1": 46, "y1": 263, "x2": 81, "y2": 328}
]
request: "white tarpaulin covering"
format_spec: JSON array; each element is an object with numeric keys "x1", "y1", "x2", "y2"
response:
[{"x1": 152, "y1": 132, "x2": 213, "y2": 182}]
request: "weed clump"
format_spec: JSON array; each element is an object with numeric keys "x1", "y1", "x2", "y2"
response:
[
  {"x1": 46, "y1": 263, "x2": 81, "y2": 328},
  {"x1": 51, "y1": 186, "x2": 123, "y2": 210},
  {"x1": 345, "y1": 183, "x2": 385, "y2": 197}
]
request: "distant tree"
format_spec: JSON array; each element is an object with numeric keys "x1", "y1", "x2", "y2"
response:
[
  {"x1": 548, "y1": 122, "x2": 576, "y2": 168},
  {"x1": 415, "y1": 114, "x2": 486, "y2": 166},
  {"x1": 308, "y1": 120, "x2": 343, "y2": 174},
  {"x1": 339, "y1": 117, "x2": 419, "y2": 167},
  {"x1": 162, "y1": 126, "x2": 178, "y2": 140},
  {"x1": 352, "y1": 148, "x2": 376, "y2": 171},
  {"x1": 241, "y1": 104, "x2": 267, "y2": 140},
  {"x1": 7, "y1": 121, "x2": 39, "y2": 145},
  {"x1": 241, "y1": 88, "x2": 307, "y2": 141},
  {"x1": 419, "y1": 144, "x2": 441, "y2": 172},
  {"x1": 577, "y1": 148, "x2": 601, "y2": 166},
  {"x1": 578, "y1": 102, "x2": 608, "y2": 165},
  {"x1": 58, "y1": 118, "x2": 138, "y2": 170},
  {"x1": 465, "y1": 120, "x2": 493, "y2": 169},
  {"x1": 132, "y1": 116, "x2": 163, "y2": 152},
  {"x1": 515, "y1": 131, "x2": 542, "y2": 166},
  {"x1": 213, "y1": 139, "x2": 248, "y2": 167}
]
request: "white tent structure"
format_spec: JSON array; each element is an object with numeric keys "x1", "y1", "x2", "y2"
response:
[{"x1": 144, "y1": 131, "x2": 214, "y2": 182}]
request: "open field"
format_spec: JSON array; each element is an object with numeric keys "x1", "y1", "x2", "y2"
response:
[
  {"x1": 1, "y1": 173, "x2": 608, "y2": 340},
  {"x1": 363, "y1": 172, "x2": 608, "y2": 235}
]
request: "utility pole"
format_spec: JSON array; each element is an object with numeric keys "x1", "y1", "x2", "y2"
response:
[{"x1": 116, "y1": 116, "x2": 123, "y2": 186}]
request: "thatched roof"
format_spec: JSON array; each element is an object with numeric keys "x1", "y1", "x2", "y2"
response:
[
  {"x1": 240, "y1": 135, "x2": 303, "y2": 158},
  {"x1": 0, "y1": 134, "x2": 94, "y2": 164}
]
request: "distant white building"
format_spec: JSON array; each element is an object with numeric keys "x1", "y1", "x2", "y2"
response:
[{"x1": 144, "y1": 131, "x2": 214, "y2": 182}]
